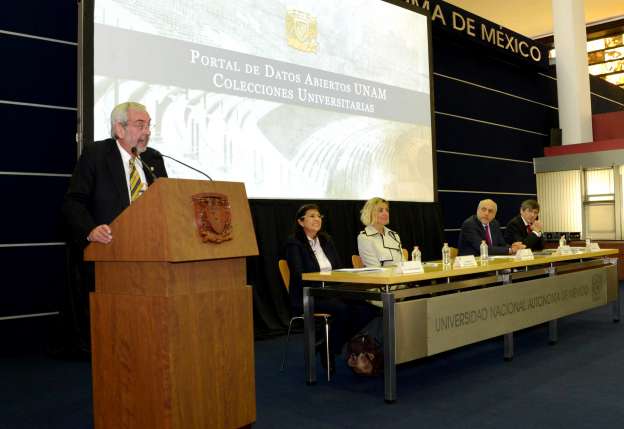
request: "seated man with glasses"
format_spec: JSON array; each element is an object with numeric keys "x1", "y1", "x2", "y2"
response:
[
  {"x1": 60, "y1": 101, "x2": 167, "y2": 356},
  {"x1": 504, "y1": 199, "x2": 544, "y2": 251}
]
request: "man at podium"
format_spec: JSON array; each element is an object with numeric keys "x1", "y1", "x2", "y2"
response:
[
  {"x1": 60, "y1": 101, "x2": 167, "y2": 354},
  {"x1": 63, "y1": 101, "x2": 167, "y2": 244}
]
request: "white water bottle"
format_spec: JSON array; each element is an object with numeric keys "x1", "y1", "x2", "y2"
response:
[
  {"x1": 559, "y1": 234, "x2": 566, "y2": 248},
  {"x1": 479, "y1": 240, "x2": 488, "y2": 263},
  {"x1": 442, "y1": 242, "x2": 451, "y2": 266},
  {"x1": 411, "y1": 246, "x2": 421, "y2": 264}
]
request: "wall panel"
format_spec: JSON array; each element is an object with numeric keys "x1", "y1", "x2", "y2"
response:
[
  {"x1": 434, "y1": 75, "x2": 558, "y2": 133},
  {"x1": 0, "y1": 103, "x2": 76, "y2": 174},
  {"x1": 437, "y1": 152, "x2": 536, "y2": 194},
  {"x1": 590, "y1": 74, "x2": 624, "y2": 115},
  {"x1": 0, "y1": 246, "x2": 66, "y2": 317},
  {"x1": 0, "y1": 2, "x2": 77, "y2": 42},
  {"x1": 432, "y1": 37, "x2": 558, "y2": 106},
  {"x1": 0, "y1": 176, "x2": 69, "y2": 244},
  {"x1": 0, "y1": 2, "x2": 77, "y2": 336},
  {"x1": 435, "y1": 114, "x2": 548, "y2": 161},
  {"x1": 0, "y1": 34, "x2": 77, "y2": 107}
]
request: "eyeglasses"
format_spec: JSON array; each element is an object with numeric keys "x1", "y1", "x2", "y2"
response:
[
  {"x1": 300, "y1": 214, "x2": 324, "y2": 220},
  {"x1": 125, "y1": 121, "x2": 154, "y2": 132}
]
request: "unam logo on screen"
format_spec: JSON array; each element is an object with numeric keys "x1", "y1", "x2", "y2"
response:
[{"x1": 286, "y1": 10, "x2": 318, "y2": 53}]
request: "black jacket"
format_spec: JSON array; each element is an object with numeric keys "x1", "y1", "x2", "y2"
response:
[
  {"x1": 458, "y1": 215, "x2": 509, "y2": 256},
  {"x1": 62, "y1": 138, "x2": 167, "y2": 247},
  {"x1": 504, "y1": 214, "x2": 544, "y2": 250},
  {"x1": 285, "y1": 234, "x2": 342, "y2": 314}
]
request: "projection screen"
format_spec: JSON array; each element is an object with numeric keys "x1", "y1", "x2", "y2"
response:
[{"x1": 93, "y1": 0, "x2": 434, "y2": 201}]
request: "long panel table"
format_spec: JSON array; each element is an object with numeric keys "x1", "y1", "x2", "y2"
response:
[{"x1": 302, "y1": 249, "x2": 620, "y2": 402}]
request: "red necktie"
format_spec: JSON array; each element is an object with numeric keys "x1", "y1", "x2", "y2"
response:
[
  {"x1": 527, "y1": 224, "x2": 532, "y2": 234},
  {"x1": 485, "y1": 224, "x2": 492, "y2": 246}
]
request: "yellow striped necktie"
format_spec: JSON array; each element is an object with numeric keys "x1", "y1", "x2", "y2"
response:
[{"x1": 129, "y1": 157, "x2": 143, "y2": 202}]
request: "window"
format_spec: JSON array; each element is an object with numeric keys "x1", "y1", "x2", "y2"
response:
[
  {"x1": 549, "y1": 33, "x2": 624, "y2": 90},
  {"x1": 583, "y1": 168, "x2": 617, "y2": 240}
]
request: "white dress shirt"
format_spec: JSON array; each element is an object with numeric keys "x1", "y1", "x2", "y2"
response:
[{"x1": 308, "y1": 235, "x2": 332, "y2": 272}]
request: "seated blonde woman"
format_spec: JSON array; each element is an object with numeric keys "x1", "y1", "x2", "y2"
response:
[{"x1": 357, "y1": 197, "x2": 403, "y2": 267}]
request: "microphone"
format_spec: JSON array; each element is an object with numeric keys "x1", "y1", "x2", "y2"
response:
[
  {"x1": 153, "y1": 150, "x2": 213, "y2": 181},
  {"x1": 131, "y1": 146, "x2": 159, "y2": 182}
]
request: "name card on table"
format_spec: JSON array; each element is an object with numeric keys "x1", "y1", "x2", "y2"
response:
[
  {"x1": 515, "y1": 248, "x2": 534, "y2": 260},
  {"x1": 396, "y1": 260, "x2": 424, "y2": 274},
  {"x1": 557, "y1": 245, "x2": 573, "y2": 255},
  {"x1": 453, "y1": 255, "x2": 477, "y2": 268}
]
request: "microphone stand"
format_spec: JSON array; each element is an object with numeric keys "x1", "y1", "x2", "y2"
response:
[{"x1": 158, "y1": 153, "x2": 213, "y2": 181}]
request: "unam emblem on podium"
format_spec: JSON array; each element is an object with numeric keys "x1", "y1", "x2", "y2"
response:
[{"x1": 192, "y1": 192, "x2": 233, "y2": 243}]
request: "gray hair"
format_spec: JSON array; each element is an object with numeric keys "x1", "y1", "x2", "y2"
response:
[
  {"x1": 110, "y1": 102, "x2": 147, "y2": 139},
  {"x1": 360, "y1": 197, "x2": 388, "y2": 226},
  {"x1": 477, "y1": 199, "x2": 498, "y2": 213}
]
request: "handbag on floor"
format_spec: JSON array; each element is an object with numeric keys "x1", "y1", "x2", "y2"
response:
[{"x1": 345, "y1": 333, "x2": 383, "y2": 376}]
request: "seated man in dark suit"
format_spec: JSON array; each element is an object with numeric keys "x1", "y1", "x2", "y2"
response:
[
  {"x1": 458, "y1": 199, "x2": 525, "y2": 256},
  {"x1": 504, "y1": 199, "x2": 544, "y2": 251}
]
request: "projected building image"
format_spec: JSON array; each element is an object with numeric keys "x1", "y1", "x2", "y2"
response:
[{"x1": 94, "y1": 0, "x2": 434, "y2": 201}]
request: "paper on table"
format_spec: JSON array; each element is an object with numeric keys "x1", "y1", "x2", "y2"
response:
[{"x1": 333, "y1": 267, "x2": 384, "y2": 273}]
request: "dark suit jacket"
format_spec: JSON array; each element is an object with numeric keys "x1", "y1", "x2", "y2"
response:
[
  {"x1": 62, "y1": 138, "x2": 168, "y2": 247},
  {"x1": 285, "y1": 234, "x2": 342, "y2": 315},
  {"x1": 458, "y1": 215, "x2": 509, "y2": 256},
  {"x1": 504, "y1": 214, "x2": 544, "y2": 250}
]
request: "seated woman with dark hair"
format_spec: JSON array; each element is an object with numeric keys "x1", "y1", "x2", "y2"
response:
[{"x1": 285, "y1": 204, "x2": 378, "y2": 371}]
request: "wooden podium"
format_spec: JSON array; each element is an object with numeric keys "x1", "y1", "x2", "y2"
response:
[{"x1": 85, "y1": 179, "x2": 259, "y2": 429}]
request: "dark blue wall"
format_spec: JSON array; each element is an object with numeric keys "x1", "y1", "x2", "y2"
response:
[
  {"x1": 431, "y1": 26, "x2": 624, "y2": 247},
  {"x1": 0, "y1": 2, "x2": 77, "y2": 347}
]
